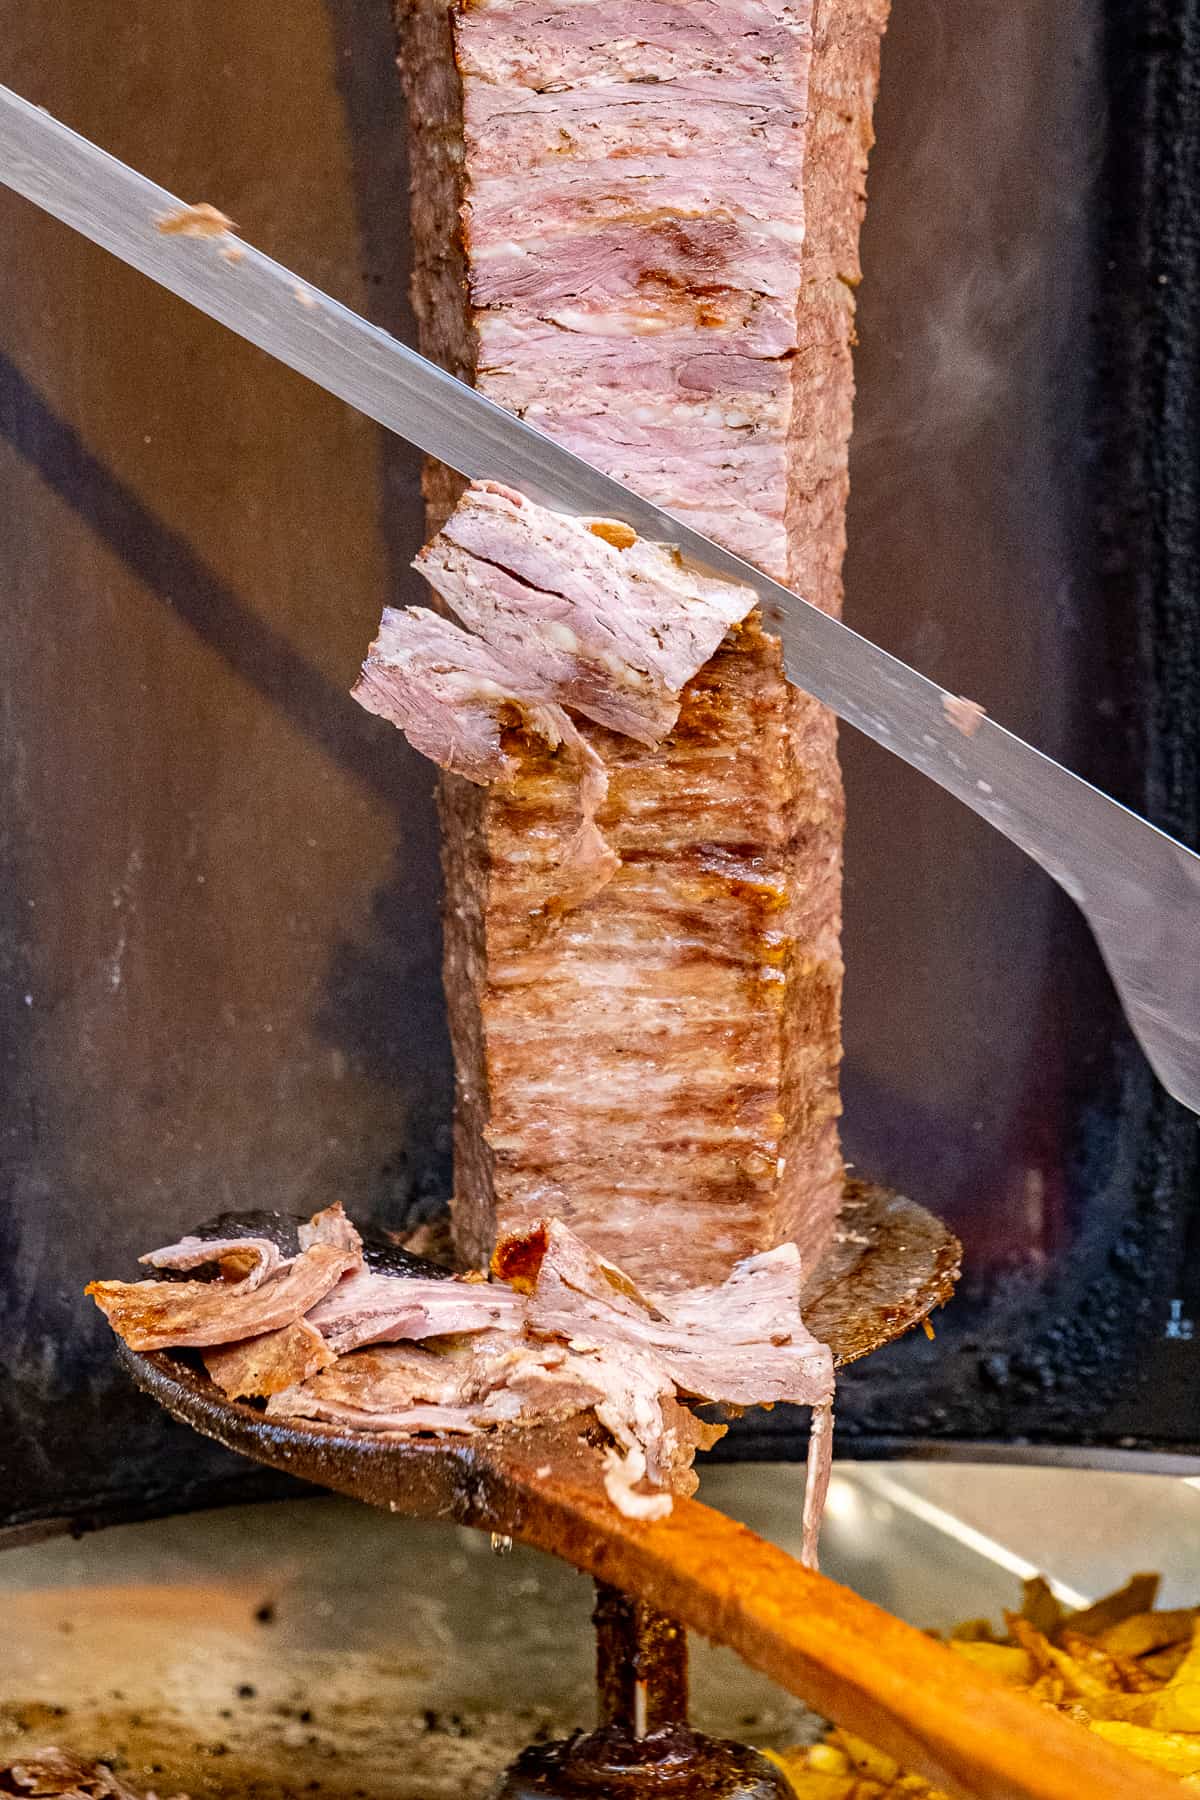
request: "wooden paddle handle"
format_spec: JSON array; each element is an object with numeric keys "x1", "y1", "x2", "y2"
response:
[
  {"x1": 123, "y1": 1352, "x2": 1174, "y2": 1800},
  {"x1": 497, "y1": 1454, "x2": 1179, "y2": 1800}
]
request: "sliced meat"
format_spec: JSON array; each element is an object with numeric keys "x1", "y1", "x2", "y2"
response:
[
  {"x1": 354, "y1": 605, "x2": 575, "y2": 787},
  {"x1": 143, "y1": 1203, "x2": 360, "y2": 1298},
  {"x1": 139, "y1": 1234, "x2": 285, "y2": 1289},
  {"x1": 355, "y1": 484, "x2": 756, "y2": 913},
  {"x1": 202, "y1": 1317, "x2": 335, "y2": 1399},
  {"x1": 90, "y1": 1212, "x2": 829, "y2": 1549},
  {"x1": 0, "y1": 1751, "x2": 181, "y2": 1800},
  {"x1": 415, "y1": 481, "x2": 756, "y2": 745},
  {"x1": 305, "y1": 1267, "x2": 525, "y2": 1354},
  {"x1": 513, "y1": 1218, "x2": 828, "y2": 1516},
  {"x1": 524, "y1": 1220, "x2": 835, "y2": 1409},
  {"x1": 467, "y1": 1341, "x2": 611, "y2": 1425},
  {"x1": 269, "y1": 1342, "x2": 471, "y2": 1413},
  {"x1": 576, "y1": 1341, "x2": 682, "y2": 1489},
  {"x1": 298, "y1": 1201, "x2": 364, "y2": 1254},
  {"x1": 266, "y1": 1394, "x2": 484, "y2": 1436},
  {"x1": 396, "y1": 0, "x2": 889, "y2": 1288},
  {"x1": 643, "y1": 1246, "x2": 835, "y2": 1404},
  {"x1": 354, "y1": 605, "x2": 618, "y2": 910},
  {"x1": 266, "y1": 1336, "x2": 605, "y2": 1436},
  {"x1": 86, "y1": 1239, "x2": 359, "y2": 1351}
]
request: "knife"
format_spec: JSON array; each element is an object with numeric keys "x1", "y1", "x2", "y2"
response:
[{"x1": 2, "y1": 82, "x2": 1198, "y2": 1117}]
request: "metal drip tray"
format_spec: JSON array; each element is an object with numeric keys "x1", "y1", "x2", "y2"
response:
[{"x1": 4, "y1": 1465, "x2": 1200, "y2": 1799}]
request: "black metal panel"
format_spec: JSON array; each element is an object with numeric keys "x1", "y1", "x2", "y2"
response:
[
  {"x1": 755, "y1": 0, "x2": 1200, "y2": 1461},
  {"x1": 1, "y1": 0, "x2": 1198, "y2": 1541}
]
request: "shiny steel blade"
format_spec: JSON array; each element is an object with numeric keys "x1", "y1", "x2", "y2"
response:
[{"x1": 2, "y1": 82, "x2": 1198, "y2": 1115}]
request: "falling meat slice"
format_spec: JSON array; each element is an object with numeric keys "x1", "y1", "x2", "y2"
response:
[
  {"x1": 86, "y1": 1239, "x2": 361, "y2": 1351},
  {"x1": 203, "y1": 1316, "x2": 335, "y2": 1399},
  {"x1": 353, "y1": 483, "x2": 759, "y2": 913},
  {"x1": 305, "y1": 1266, "x2": 526, "y2": 1354},
  {"x1": 801, "y1": 1399, "x2": 835, "y2": 1571},
  {"x1": 353, "y1": 605, "x2": 618, "y2": 910},
  {"x1": 417, "y1": 481, "x2": 757, "y2": 744}
]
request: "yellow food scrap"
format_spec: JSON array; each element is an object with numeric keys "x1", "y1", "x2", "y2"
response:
[
  {"x1": 769, "y1": 1575, "x2": 1200, "y2": 1797},
  {"x1": 1092, "y1": 1722, "x2": 1200, "y2": 1779},
  {"x1": 1106, "y1": 1610, "x2": 1200, "y2": 1659},
  {"x1": 155, "y1": 202, "x2": 237, "y2": 238},
  {"x1": 1068, "y1": 1572, "x2": 1160, "y2": 1638},
  {"x1": 948, "y1": 1641, "x2": 1034, "y2": 1684}
]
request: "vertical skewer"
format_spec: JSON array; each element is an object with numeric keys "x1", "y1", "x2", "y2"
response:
[
  {"x1": 593, "y1": 1582, "x2": 689, "y2": 1736},
  {"x1": 493, "y1": 1581, "x2": 789, "y2": 1797}
]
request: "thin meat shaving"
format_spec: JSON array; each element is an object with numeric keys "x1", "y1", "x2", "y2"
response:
[
  {"x1": 305, "y1": 1265, "x2": 525, "y2": 1353},
  {"x1": 417, "y1": 483, "x2": 757, "y2": 745},
  {"x1": 87, "y1": 1203, "x2": 361, "y2": 1341},
  {"x1": 203, "y1": 1317, "x2": 334, "y2": 1400},
  {"x1": 526, "y1": 1220, "x2": 833, "y2": 1406},
  {"x1": 85, "y1": 1238, "x2": 358, "y2": 1351},
  {"x1": 354, "y1": 605, "x2": 618, "y2": 910},
  {"x1": 139, "y1": 1234, "x2": 285, "y2": 1288},
  {"x1": 352, "y1": 481, "x2": 756, "y2": 912},
  {"x1": 88, "y1": 1204, "x2": 834, "y2": 1559}
]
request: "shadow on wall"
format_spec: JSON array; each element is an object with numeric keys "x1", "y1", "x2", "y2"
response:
[{"x1": 318, "y1": 0, "x2": 455, "y2": 1230}]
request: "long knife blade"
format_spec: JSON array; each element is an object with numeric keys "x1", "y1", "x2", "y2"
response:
[{"x1": 2, "y1": 82, "x2": 1198, "y2": 1114}]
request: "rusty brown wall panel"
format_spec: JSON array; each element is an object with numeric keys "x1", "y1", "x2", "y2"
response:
[{"x1": 0, "y1": 1, "x2": 451, "y2": 1527}]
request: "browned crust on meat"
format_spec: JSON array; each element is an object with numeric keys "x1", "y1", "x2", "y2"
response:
[{"x1": 398, "y1": 0, "x2": 497, "y2": 1247}]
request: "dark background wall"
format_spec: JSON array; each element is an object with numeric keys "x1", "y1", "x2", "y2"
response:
[{"x1": 0, "y1": 2, "x2": 455, "y2": 1529}]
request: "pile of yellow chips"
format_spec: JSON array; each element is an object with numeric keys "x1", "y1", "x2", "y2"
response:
[{"x1": 766, "y1": 1573, "x2": 1200, "y2": 1795}]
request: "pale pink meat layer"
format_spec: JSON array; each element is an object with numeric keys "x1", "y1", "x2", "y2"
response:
[
  {"x1": 353, "y1": 601, "x2": 619, "y2": 910},
  {"x1": 419, "y1": 483, "x2": 756, "y2": 743},
  {"x1": 353, "y1": 482, "x2": 759, "y2": 919},
  {"x1": 396, "y1": 0, "x2": 888, "y2": 1287},
  {"x1": 138, "y1": 1234, "x2": 284, "y2": 1288}
]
